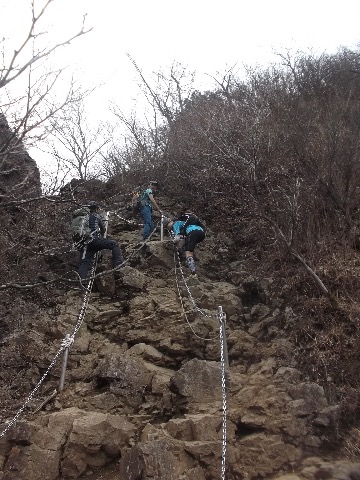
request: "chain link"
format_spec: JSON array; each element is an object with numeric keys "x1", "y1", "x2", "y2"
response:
[
  {"x1": 218, "y1": 307, "x2": 227, "y2": 480},
  {"x1": 61, "y1": 334, "x2": 74, "y2": 349}
]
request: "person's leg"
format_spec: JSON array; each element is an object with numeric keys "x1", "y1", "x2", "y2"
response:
[
  {"x1": 186, "y1": 255, "x2": 196, "y2": 274},
  {"x1": 78, "y1": 247, "x2": 96, "y2": 279},
  {"x1": 108, "y1": 239, "x2": 123, "y2": 267},
  {"x1": 140, "y1": 205, "x2": 154, "y2": 240},
  {"x1": 92, "y1": 238, "x2": 123, "y2": 267},
  {"x1": 184, "y1": 233, "x2": 197, "y2": 274},
  {"x1": 184, "y1": 230, "x2": 205, "y2": 274}
]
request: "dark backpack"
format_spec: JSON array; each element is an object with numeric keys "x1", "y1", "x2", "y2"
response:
[
  {"x1": 131, "y1": 188, "x2": 143, "y2": 216},
  {"x1": 71, "y1": 207, "x2": 94, "y2": 249},
  {"x1": 178, "y1": 212, "x2": 206, "y2": 235}
]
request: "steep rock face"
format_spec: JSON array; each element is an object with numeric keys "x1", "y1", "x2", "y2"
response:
[
  {"x1": 0, "y1": 221, "x2": 359, "y2": 479},
  {"x1": 0, "y1": 113, "x2": 41, "y2": 200}
]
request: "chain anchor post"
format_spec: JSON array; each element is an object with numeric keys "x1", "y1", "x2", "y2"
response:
[
  {"x1": 58, "y1": 334, "x2": 72, "y2": 392},
  {"x1": 104, "y1": 211, "x2": 110, "y2": 239},
  {"x1": 160, "y1": 214, "x2": 164, "y2": 242}
]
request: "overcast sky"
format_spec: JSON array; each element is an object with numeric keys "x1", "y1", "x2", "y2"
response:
[
  {"x1": 2, "y1": 0, "x2": 359, "y2": 118},
  {"x1": 65, "y1": 0, "x2": 360, "y2": 118},
  {"x1": 1, "y1": 0, "x2": 360, "y2": 174}
]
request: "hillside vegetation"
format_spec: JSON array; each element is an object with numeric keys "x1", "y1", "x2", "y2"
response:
[
  {"x1": 1, "y1": 46, "x2": 360, "y2": 477},
  {"x1": 106, "y1": 47, "x2": 360, "y2": 416}
]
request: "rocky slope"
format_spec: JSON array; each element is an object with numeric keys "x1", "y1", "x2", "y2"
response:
[{"x1": 0, "y1": 217, "x2": 359, "y2": 480}]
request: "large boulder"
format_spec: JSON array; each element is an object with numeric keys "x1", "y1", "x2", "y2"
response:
[{"x1": 0, "y1": 408, "x2": 135, "y2": 480}]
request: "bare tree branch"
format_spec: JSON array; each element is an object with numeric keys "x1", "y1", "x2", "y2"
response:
[{"x1": 0, "y1": 1, "x2": 92, "y2": 89}]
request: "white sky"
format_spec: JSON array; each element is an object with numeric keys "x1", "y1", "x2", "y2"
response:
[
  {"x1": 65, "y1": 0, "x2": 360, "y2": 118},
  {"x1": 2, "y1": 0, "x2": 359, "y2": 117},
  {"x1": 1, "y1": 0, "x2": 360, "y2": 174}
]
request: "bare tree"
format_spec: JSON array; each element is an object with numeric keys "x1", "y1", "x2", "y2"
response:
[
  {"x1": 126, "y1": 55, "x2": 195, "y2": 125},
  {"x1": 107, "y1": 58, "x2": 196, "y2": 181},
  {"x1": 0, "y1": 0, "x2": 90, "y2": 89},
  {"x1": 48, "y1": 97, "x2": 110, "y2": 180}
]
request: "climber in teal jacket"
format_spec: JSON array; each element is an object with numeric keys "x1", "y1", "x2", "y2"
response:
[
  {"x1": 163, "y1": 217, "x2": 205, "y2": 276},
  {"x1": 140, "y1": 181, "x2": 163, "y2": 240}
]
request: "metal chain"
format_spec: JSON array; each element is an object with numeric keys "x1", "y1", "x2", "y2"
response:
[
  {"x1": 30, "y1": 244, "x2": 74, "y2": 257},
  {"x1": 61, "y1": 335, "x2": 74, "y2": 349},
  {"x1": 102, "y1": 190, "x2": 131, "y2": 203},
  {"x1": 218, "y1": 308, "x2": 227, "y2": 480},
  {"x1": 173, "y1": 250, "x2": 215, "y2": 341},
  {"x1": 173, "y1": 247, "x2": 213, "y2": 319},
  {"x1": 0, "y1": 257, "x2": 97, "y2": 438},
  {"x1": 0, "y1": 344, "x2": 65, "y2": 438},
  {"x1": 110, "y1": 210, "x2": 143, "y2": 227}
]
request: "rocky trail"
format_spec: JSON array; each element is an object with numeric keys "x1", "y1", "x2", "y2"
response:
[{"x1": 0, "y1": 219, "x2": 359, "y2": 480}]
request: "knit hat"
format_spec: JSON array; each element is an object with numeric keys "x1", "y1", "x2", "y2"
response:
[{"x1": 86, "y1": 201, "x2": 99, "y2": 209}]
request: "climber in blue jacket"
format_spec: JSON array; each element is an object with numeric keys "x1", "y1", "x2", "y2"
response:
[{"x1": 163, "y1": 215, "x2": 205, "y2": 276}]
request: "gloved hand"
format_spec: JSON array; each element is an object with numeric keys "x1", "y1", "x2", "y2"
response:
[{"x1": 173, "y1": 235, "x2": 181, "y2": 244}]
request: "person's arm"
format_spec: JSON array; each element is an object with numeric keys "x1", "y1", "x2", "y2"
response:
[
  {"x1": 148, "y1": 193, "x2": 162, "y2": 213},
  {"x1": 173, "y1": 221, "x2": 184, "y2": 236},
  {"x1": 98, "y1": 216, "x2": 106, "y2": 236},
  {"x1": 173, "y1": 222, "x2": 185, "y2": 243}
]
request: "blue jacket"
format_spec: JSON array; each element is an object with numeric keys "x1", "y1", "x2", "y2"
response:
[{"x1": 172, "y1": 220, "x2": 203, "y2": 236}]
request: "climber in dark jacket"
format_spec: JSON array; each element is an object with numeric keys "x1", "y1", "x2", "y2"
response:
[{"x1": 78, "y1": 201, "x2": 123, "y2": 280}]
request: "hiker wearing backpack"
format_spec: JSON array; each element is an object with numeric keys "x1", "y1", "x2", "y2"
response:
[
  {"x1": 163, "y1": 213, "x2": 205, "y2": 276},
  {"x1": 140, "y1": 181, "x2": 163, "y2": 240},
  {"x1": 72, "y1": 201, "x2": 123, "y2": 280}
]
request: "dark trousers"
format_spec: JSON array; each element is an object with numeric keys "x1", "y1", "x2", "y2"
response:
[
  {"x1": 184, "y1": 229, "x2": 205, "y2": 252},
  {"x1": 78, "y1": 238, "x2": 123, "y2": 279}
]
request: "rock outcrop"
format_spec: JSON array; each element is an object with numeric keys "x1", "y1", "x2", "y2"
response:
[{"x1": 0, "y1": 113, "x2": 41, "y2": 200}]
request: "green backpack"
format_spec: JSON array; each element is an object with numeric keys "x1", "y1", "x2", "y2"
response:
[{"x1": 71, "y1": 207, "x2": 94, "y2": 249}]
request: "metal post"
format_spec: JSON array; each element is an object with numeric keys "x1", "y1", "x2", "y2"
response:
[
  {"x1": 58, "y1": 334, "x2": 71, "y2": 392},
  {"x1": 97, "y1": 211, "x2": 110, "y2": 265},
  {"x1": 218, "y1": 306, "x2": 229, "y2": 369},
  {"x1": 104, "y1": 211, "x2": 110, "y2": 239},
  {"x1": 160, "y1": 214, "x2": 164, "y2": 242},
  {"x1": 33, "y1": 389, "x2": 57, "y2": 414}
]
